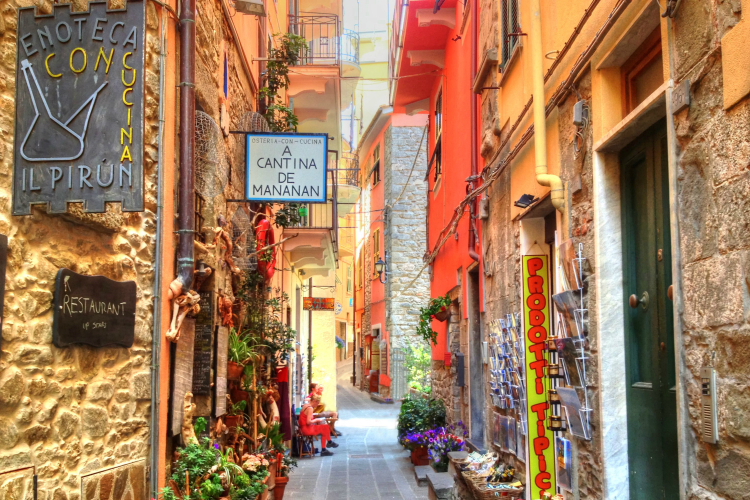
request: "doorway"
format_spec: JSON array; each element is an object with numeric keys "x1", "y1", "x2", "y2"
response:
[
  {"x1": 468, "y1": 267, "x2": 485, "y2": 444},
  {"x1": 620, "y1": 120, "x2": 678, "y2": 499}
]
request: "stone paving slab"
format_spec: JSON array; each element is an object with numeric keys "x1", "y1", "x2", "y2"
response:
[{"x1": 284, "y1": 358, "x2": 428, "y2": 500}]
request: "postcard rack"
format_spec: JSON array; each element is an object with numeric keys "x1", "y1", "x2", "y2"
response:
[{"x1": 489, "y1": 314, "x2": 528, "y2": 438}]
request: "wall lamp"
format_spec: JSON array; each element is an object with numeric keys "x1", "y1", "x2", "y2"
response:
[
  {"x1": 514, "y1": 193, "x2": 539, "y2": 209},
  {"x1": 374, "y1": 258, "x2": 387, "y2": 284}
]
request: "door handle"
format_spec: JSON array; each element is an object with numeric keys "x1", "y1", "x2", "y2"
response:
[{"x1": 629, "y1": 291, "x2": 649, "y2": 310}]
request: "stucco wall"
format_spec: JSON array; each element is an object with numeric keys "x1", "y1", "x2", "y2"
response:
[{"x1": 0, "y1": 0, "x2": 160, "y2": 497}]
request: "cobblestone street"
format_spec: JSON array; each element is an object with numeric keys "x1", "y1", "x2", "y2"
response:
[{"x1": 285, "y1": 359, "x2": 428, "y2": 500}]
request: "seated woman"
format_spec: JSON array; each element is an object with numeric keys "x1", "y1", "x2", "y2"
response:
[
  {"x1": 299, "y1": 399, "x2": 338, "y2": 456},
  {"x1": 310, "y1": 385, "x2": 341, "y2": 437}
]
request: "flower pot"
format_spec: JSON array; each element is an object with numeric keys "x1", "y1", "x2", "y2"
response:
[
  {"x1": 268, "y1": 459, "x2": 277, "y2": 489},
  {"x1": 230, "y1": 388, "x2": 250, "y2": 402},
  {"x1": 411, "y1": 446, "x2": 429, "y2": 466},
  {"x1": 274, "y1": 476, "x2": 289, "y2": 500},
  {"x1": 228, "y1": 361, "x2": 244, "y2": 381},
  {"x1": 224, "y1": 414, "x2": 244, "y2": 429},
  {"x1": 431, "y1": 459, "x2": 449, "y2": 473},
  {"x1": 434, "y1": 307, "x2": 451, "y2": 322}
]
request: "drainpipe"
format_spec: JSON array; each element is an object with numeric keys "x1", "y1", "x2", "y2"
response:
[
  {"x1": 531, "y1": 0, "x2": 565, "y2": 213},
  {"x1": 149, "y1": 11, "x2": 169, "y2": 498},
  {"x1": 468, "y1": 0, "x2": 480, "y2": 262},
  {"x1": 177, "y1": 0, "x2": 196, "y2": 291}
]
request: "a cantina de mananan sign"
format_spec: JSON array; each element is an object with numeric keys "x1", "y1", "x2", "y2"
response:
[
  {"x1": 245, "y1": 133, "x2": 328, "y2": 203},
  {"x1": 522, "y1": 255, "x2": 556, "y2": 499},
  {"x1": 13, "y1": 0, "x2": 146, "y2": 215}
]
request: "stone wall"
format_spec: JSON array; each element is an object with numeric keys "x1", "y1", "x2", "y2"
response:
[
  {"x1": 670, "y1": 2, "x2": 750, "y2": 498},
  {"x1": 384, "y1": 125, "x2": 429, "y2": 399},
  {"x1": 0, "y1": 0, "x2": 160, "y2": 498},
  {"x1": 431, "y1": 298, "x2": 463, "y2": 423}
]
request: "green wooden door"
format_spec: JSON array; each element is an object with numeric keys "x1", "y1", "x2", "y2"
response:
[{"x1": 620, "y1": 121, "x2": 678, "y2": 499}]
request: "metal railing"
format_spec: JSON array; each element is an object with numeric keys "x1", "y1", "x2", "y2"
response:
[
  {"x1": 338, "y1": 153, "x2": 360, "y2": 187},
  {"x1": 341, "y1": 29, "x2": 360, "y2": 65},
  {"x1": 290, "y1": 15, "x2": 340, "y2": 65},
  {"x1": 289, "y1": 16, "x2": 360, "y2": 67},
  {"x1": 284, "y1": 170, "x2": 338, "y2": 231}
]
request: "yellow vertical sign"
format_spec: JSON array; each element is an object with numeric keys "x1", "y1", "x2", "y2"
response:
[{"x1": 522, "y1": 255, "x2": 556, "y2": 499}]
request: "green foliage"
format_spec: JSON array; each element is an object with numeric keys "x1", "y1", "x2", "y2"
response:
[
  {"x1": 229, "y1": 329, "x2": 260, "y2": 364},
  {"x1": 259, "y1": 422, "x2": 286, "y2": 454},
  {"x1": 229, "y1": 400, "x2": 248, "y2": 416},
  {"x1": 335, "y1": 337, "x2": 345, "y2": 349},
  {"x1": 417, "y1": 295, "x2": 452, "y2": 345},
  {"x1": 404, "y1": 339, "x2": 432, "y2": 394},
  {"x1": 397, "y1": 395, "x2": 447, "y2": 445},
  {"x1": 280, "y1": 455, "x2": 298, "y2": 477},
  {"x1": 273, "y1": 203, "x2": 303, "y2": 228},
  {"x1": 164, "y1": 438, "x2": 221, "y2": 498},
  {"x1": 194, "y1": 417, "x2": 208, "y2": 436},
  {"x1": 261, "y1": 33, "x2": 307, "y2": 132},
  {"x1": 230, "y1": 470, "x2": 268, "y2": 500}
]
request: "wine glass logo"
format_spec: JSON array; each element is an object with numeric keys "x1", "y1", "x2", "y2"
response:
[{"x1": 18, "y1": 58, "x2": 108, "y2": 162}]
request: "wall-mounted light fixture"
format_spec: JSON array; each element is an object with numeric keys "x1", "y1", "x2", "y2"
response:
[
  {"x1": 514, "y1": 193, "x2": 539, "y2": 209},
  {"x1": 374, "y1": 258, "x2": 387, "y2": 284},
  {"x1": 234, "y1": 0, "x2": 266, "y2": 16}
]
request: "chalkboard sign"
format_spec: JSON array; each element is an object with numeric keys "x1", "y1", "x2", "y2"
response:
[
  {"x1": 53, "y1": 269, "x2": 136, "y2": 348},
  {"x1": 192, "y1": 291, "x2": 214, "y2": 395}
]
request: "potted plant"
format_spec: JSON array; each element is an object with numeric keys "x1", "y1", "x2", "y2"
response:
[
  {"x1": 229, "y1": 330, "x2": 251, "y2": 380},
  {"x1": 402, "y1": 431, "x2": 430, "y2": 465},
  {"x1": 427, "y1": 425, "x2": 468, "y2": 473},
  {"x1": 417, "y1": 295, "x2": 452, "y2": 345},
  {"x1": 225, "y1": 400, "x2": 247, "y2": 429},
  {"x1": 274, "y1": 453, "x2": 297, "y2": 500}
]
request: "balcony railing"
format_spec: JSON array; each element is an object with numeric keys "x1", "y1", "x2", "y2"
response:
[
  {"x1": 338, "y1": 153, "x2": 360, "y2": 187},
  {"x1": 284, "y1": 171, "x2": 338, "y2": 231},
  {"x1": 341, "y1": 29, "x2": 360, "y2": 65},
  {"x1": 289, "y1": 15, "x2": 360, "y2": 67}
]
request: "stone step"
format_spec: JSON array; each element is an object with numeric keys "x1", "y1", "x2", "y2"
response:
[
  {"x1": 426, "y1": 471, "x2": 454, "y2": 500},
  {"x1": 414, "y1": 465, "x2": 432, "y2": 486}
]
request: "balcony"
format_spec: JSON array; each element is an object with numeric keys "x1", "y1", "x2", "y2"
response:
[
  {"x1": 336, "y1": 153, "x2": 361, "y2": 216},
  {"x1": 282, "y1": 171, "x2": 339, "y2": 278}
]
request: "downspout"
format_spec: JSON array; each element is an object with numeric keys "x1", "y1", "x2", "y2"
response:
[
  {"x1": 177, "y1": 0, "x2": 196, "y2": 290},
  {"x1": 530, "y1": 0, "x2": 565, "y2": 212},
  {"x1": 468, "y1": 0, "x2": 480, "y2": 262},
  {"x1": 149, "y1": 10, "x2": 169, "y2": 497},
  {"x1": 307, "y1": 277, "x2": 313, "y2": 390}
]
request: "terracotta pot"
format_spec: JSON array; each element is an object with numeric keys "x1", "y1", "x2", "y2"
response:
[
  {"x1": 228, "y1": 361, "x2": 244, "y2": 381},
  {"x1": 411, "y1": 445, "x2": 429, "y2": 466},
  {"x1": 230, "y1": 388, "x2": 250, "y2": 402},
  {"x1": 224, "y1": 414, "x2": 244, "y2": 429},
  {"x1": 267, "y1": 459, "x2": 277, "y2": 489},
  {"x1": 433, "y1": 307, "x2": 451, "y2": 322},
  {"x1": 274, "y1": 476, "x2": 289, "y2": 500}
]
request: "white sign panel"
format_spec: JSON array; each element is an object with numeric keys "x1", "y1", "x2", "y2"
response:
[{"x1": 245, "y1": 133, "x2": 328, "y2": 203}]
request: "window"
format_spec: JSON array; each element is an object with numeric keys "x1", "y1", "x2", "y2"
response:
[
  {"x1": 347, "y1": 264, "x2": 353, "y2": 293},
  {"x1": 621, "y1": 27, "x2": 664, "y2": 114},
  {"x1": 372, "y1": 229, "x2": 381, "y2": 276},
  {"x1": 433, "y1": 91, "x2": 443, "y2": 180},
  {"x1": 357, "y1": 249, "x2": 364, "y2": 289},
  {"x1": 501, "y1": 0, "x2": 520, "y2": 68},
  {"x1": 371, "y1": 144, "x2": 381, "y2": 185}
]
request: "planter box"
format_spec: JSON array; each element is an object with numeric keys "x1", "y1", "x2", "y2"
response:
[
  {"x1": 228, "y1": 361, "x2": 244, "y2": 381},
  {"x1": 411, "y1": 446, "x2": 429, "y2": 466}
]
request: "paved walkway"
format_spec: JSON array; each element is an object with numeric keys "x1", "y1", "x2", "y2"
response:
[{"x1": 284, "y1": 359, "x2": 428, "y2": 500}]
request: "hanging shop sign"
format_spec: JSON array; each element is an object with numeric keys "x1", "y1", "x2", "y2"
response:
[
  {"x1": 303, "y1": 297, "x2": 335, "y2": 311},
  {"x1": 13, "y1": 1, "x2": 146, "y2": 215},
  {"x1": 522, "y1": 255, "x2": 556, "y2": 498},
  {"x1": 53, "y1": 268, "x2": 136, "y2": 348},
  {"x1": 245, "y1": 133, "x2": 328, "y2": 203}
]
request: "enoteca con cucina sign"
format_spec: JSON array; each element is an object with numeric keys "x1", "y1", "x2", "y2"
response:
[{"x1": 13, "y1": 0, "x2": 145, "y2": 215}]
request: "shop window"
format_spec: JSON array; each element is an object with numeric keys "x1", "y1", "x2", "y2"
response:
[
  {"x1": 433, "y1": 91, "x2": 443, "y2": 181},
  {"x1": 371, "y1": 144, "x2": 381, "y2": 186},
  {"x1": 621, "y1": 27, "x2": 664, "y2": 115},
  {"x1": 501, "y1": 0, "x2": 520, "y2": 69},
  {"x1": 372, "y1": 229, "x2": 381, "y2": 276},
  {"x1": 194, "y1": 192, "x2": 205, "y2": 243}
]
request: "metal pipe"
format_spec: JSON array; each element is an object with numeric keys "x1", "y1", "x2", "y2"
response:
[
  {"x1": 177, "y1": 0, "x2": 196, "y2": 291},
  {"x1": 530, "y1": 0, "x2": 565, "y2": 213},
  {"x1": 149, "y1": 9, "x2": 169, "y2": 497},
  {"x1": 468, "y1": 0, "x2": 480, "y2": 262},
  {"x1": 307, "y1": 277, "x2": 313, "y2": 390}
]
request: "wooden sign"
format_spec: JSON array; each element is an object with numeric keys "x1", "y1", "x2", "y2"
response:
[
  {"x1": 171, "y1": 318, "x2": 194, "y2": 436},
  {"x1": 192, "y1": 291, "x2": 214, "y2": 396},
  {"x1": 53, "y1": 268, "x2": 136, "y2": 348},
  {"x1": 303, "y1": 297, "x2": 335, "y2": 311},
  {"x1": 215, "y1": 326, "x2": 228, "y2": 416}
]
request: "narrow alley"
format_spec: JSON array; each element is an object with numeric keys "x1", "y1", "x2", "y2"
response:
[{"x1": 285, "y1": 359, "x2": 428, "y2": 500}]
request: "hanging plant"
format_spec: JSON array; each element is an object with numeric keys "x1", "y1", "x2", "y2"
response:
[
  {"x1": 416, "y1": 295, "x2": 452, "y2": 345},
  {"x1": 260, "y1": 33, "x2": 307, "y2": 132},
  {"x1": 273, "y1": 203, "x2": 302, "y2": 228}
]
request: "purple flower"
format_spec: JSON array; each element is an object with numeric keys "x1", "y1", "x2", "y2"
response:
[{"x1": 214, "y1": 443, "x2": 221, "y2": 450}]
